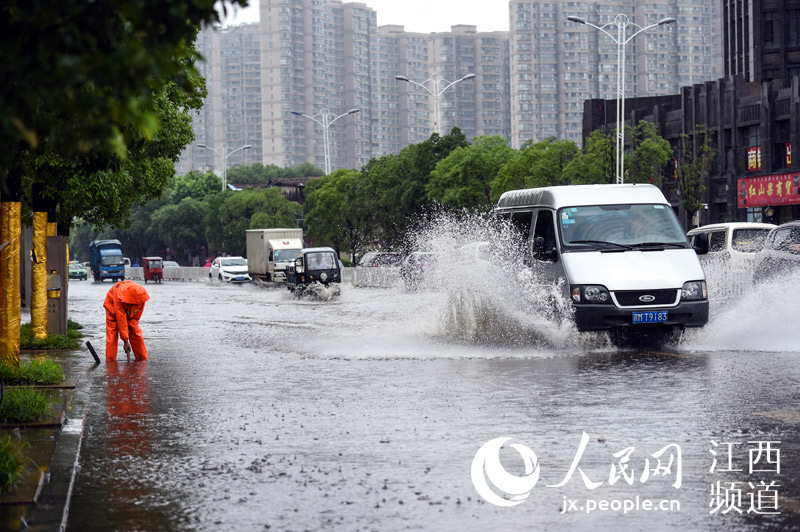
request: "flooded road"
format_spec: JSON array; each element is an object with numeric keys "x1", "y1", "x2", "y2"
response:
[{"x1": 65, "y1": 275, "x2": 800, "y2": 531}]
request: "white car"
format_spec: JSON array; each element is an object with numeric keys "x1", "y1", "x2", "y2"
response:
[{"x1": 209, "y1": 256, "x2": 251, "y2": 283}]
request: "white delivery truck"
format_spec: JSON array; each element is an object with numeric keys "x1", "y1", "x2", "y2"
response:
[
  {"x1": 246, "y1": 228, "x2": 304, "y2": 283},
  {"x1": 495, "y1": 184, "x2": 710, "y2": 345}
]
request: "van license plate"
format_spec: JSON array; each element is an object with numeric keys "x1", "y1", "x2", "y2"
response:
[{"x1": 632, "y1": 311, "x2": 668, "y2": 324}]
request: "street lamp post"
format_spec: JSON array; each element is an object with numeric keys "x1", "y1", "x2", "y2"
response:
[
  {"x1": 197, "y1": 143, "x2": 252, "y2": 191},
  {"x1": 395, "y1": 73, "x2": 476, "y2": 136},
  {"x1": 290, "y1": 108, "x2": 360, "y2": 175},
  {"x1": 567, "y1": 15, "x2": 676, "y2": 184}
]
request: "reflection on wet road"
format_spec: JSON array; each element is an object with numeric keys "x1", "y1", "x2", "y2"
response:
[{"x1": 66, "y1": 278, "x2": 800, "y2": 531}]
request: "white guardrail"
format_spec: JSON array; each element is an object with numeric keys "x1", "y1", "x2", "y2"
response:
[{"x1": 126, "y1": 266, "x2": 357, "y2": 283}]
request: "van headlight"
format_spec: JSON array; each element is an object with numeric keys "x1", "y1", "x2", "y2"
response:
[
  {"x1": 571, "y1": 285, "x2": 610, "y2": 304},
  {"x1": 681, "y1": 281, "x2": 707, "y2": 301}
]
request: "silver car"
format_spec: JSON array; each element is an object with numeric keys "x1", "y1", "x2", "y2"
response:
[{"x1": 753, "y1": 221, "x2": 800, "y2": 284}]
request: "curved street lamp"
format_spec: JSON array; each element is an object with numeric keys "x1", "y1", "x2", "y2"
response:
[
  {"x1": 197, "y1": 143, "x2": 252, "y2": 191},
  {"x1": 395, "y1": 73, "x2": 476, "y2": 136},
  {"x1": 567, "y1": 15, "x2": 676, "y2": 184},
  {"x1": 290, "y1": 108, "x2": 360, "y2": 175}
]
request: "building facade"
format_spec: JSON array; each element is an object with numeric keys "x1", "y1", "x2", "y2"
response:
[
  {"x1": 724, "y1": 0, "x2": 800, "y2": 83},
  {"x1": 584, "y1": 76, "x2": 800, "y2": 226}
]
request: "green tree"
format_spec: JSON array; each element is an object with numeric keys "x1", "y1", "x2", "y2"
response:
[
  {"x1": 361, "y1": 128, "x2": 469, "y2": 247},
  {"x1": 677, "y1": 124, "x2": 716, "y2": 227},
  {"x1": 206, "y1": 188, "x2": 301, "y2": 256},
  {"x1": 304, "y1": 169, "x2": 369, "y2": 258},
  {"x1": 491, "y1": 138, "x2": 582, "y2": 200},
  {"x1": 151, "y1": 198, "x2": 207, "y2": 261},
  {"x1": 562, "y1": 129, "x2": 615, "y2": 184},
  {"x1": 625, "y1": 120, "x2": 673, "y2": 185},
  {"x1": 0, "y1": 0, "x2": 245, "y2": 167},
  {"x1": 427, "y1": 136, "x2": 515, "y2": 210},
  {"x1": 26, "y1": 58, "x2": 206, "y2": 231},
  {"x1": 166, "y1": 170, "x2": 222, "y2": 203}
]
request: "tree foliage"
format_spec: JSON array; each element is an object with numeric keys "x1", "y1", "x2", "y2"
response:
[
  {"x1": 304, "y1": 169, "x2": 368, "y2": 258},
  {"x1": 427, "y1": 136, "x2": 515, "y2": 210},
  {"x1": 0, "y1": 0, "x2": 245, "y2": 165},
  {"x1": 205, "y1": 188, "x2": 302, "y2": 256},
  {"x1": 677, "y1": 124, "x2": 716, "y2": 225},
  {"x1": 625, "y1": 120, "x2": 673, "y2": 185},
  {"x1": 491, "y1": 137, "x2": 584, "y2": 201}
]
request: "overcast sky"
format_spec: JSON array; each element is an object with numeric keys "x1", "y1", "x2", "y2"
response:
[{"x1": 218, "y1": 0, "x2": 510, "y2": 34}]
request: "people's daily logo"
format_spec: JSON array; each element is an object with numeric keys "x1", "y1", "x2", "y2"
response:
[{"x1": 470, "y1": 437, "x2": 540, "y2": 507}]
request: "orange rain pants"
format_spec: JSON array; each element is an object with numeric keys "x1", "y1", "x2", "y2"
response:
[{"x1": 104, "y1": 280, "x2": 150, "y2": 362}]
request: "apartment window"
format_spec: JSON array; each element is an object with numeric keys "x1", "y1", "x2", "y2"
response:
[
  {"x1": 763, "y1": 11, "x2": 778, "y2": 50},
  {"x1": 789, "y1": 10, "x2": 800, "y2": 47}
]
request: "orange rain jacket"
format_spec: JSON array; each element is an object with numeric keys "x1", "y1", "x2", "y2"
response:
[{"x1": 104, "y1": 281, "x2": 150, "y2": 361}]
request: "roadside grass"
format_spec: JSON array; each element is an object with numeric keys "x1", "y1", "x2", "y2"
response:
[
  {"x1": 20, "y1": 320, "x2": 83, "y2": 350},
  {"x1": 0, "y1": 388, "x2": 50, "y2": 424},
  {"x1": 0, "y1": 359, "x2": 65, "y2": 386},
  {"x1": 0, "y1": 435, "x2": 25, "y2": 494}
]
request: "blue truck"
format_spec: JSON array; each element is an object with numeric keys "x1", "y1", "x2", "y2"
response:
[{"x1": 89, "y1": 239, "x2": 125, "y2": 282}]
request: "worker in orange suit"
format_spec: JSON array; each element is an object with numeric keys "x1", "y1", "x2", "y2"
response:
[{"x1": 104, "y1": 280, "x2": 150, "y2": 362}]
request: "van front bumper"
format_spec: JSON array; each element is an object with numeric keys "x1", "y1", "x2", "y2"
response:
[{"x1": 573, "y1": 300, "x2": 709, "y2": 331}]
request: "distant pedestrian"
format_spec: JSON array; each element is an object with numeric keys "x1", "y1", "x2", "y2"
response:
[
  {"x1": 104, "y1": 280, "x2": 150, "y2": 362},
  {"x1": 204, "y1": 258, "x2": 212, "y2": 268},
  {"x1": 133, "y1": 260, "x2": 140, "y2": 267}
]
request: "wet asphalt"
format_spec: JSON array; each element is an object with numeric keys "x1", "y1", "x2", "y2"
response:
[{"x1": 64, "y1": 276, "x2": 800, "y2": 531}]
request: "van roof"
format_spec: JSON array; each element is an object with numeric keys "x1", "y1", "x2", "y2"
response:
[
  {"x1": 687, "y1": 222, "x2": 777, "y2": 234},
  {"x1": 496, "y1": 184, "x2": 668, "y2": 211}
]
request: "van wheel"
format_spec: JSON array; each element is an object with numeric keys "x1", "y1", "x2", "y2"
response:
[{"x1": 219, "y1": 274, "x2": 223, "y2": 282}]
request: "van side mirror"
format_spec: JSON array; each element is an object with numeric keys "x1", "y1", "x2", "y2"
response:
[
  {"x1": 692, "y1": 233, "x2": 709, "y2": 255},
  {"x1": 533, "y1": 237, "x2": 558, "y2": 263},
  {"x1": 294, "y1": 257, "x2": 304, "y2": 273}
]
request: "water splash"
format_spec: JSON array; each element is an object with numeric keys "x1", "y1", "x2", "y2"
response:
[
  {"x1": 681, "y1": 268, "x2": 800, "y2": 352},
  {"x1": 403, "y1": 211, "x2": 596, "y2": 352}
]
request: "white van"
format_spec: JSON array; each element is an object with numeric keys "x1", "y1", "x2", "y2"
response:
[
  {"x1": 687, "y1": 222, "x2": 776, "y2": 260},
  {"x1": 495, "y1": 184, "x2": 709, "y2": 340},
  {"x1": 687, "y1": 222, "x2": 776, "y2": 298}
]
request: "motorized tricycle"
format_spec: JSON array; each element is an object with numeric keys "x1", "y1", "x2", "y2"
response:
[
  {"x1": 143, "y1": 256, "x2": 164, "y2": 284},
  {"x1": 285, "y1": 247, "x2": 342, "y2": 298}
]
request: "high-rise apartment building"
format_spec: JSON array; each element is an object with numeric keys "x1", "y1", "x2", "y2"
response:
[
  {"x1": 508, "y1": 0, "x2": 721, "y2": 148},
  {"x1": 177, "y1": 23, "x2": 262, "y2": 177},
  {"x1": 179, "y1": 0, "x2": 723, "y2": 175}
]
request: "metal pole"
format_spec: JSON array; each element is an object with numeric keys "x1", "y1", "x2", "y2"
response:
[
  {"x1": 433, "y1": 74, "x2": 442, "y2": 136},
  {"x1": 618, "y1": 15, "x2": 628, "y2": 184},
  {"x1": 616, "y1": 33, "x2": 623, "y2": 184},
  {"x1": 323, "y1": 112, "x2": 331, "y2": 175},
  {"x1": 565, "y1": 15, "x2": 675, "y2": 185}
]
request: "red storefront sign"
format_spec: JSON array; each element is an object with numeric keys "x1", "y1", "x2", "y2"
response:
[
  {"x1": 747, "y1": 146, "x2": 762, "y2": 171},
  {"x1": 737, "y1": 173, "x2": 800, "y2": 208}
]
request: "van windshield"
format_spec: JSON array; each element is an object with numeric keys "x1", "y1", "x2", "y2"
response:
[{"x1": 559, "y1": 204, "x2": 689, "y2": 250}]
